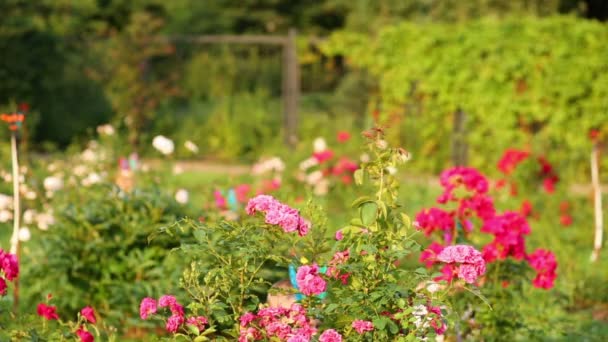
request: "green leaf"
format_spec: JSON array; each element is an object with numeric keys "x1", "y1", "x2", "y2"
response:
[
  {"x1": 351, "y1": 196, "x2": 373, "y2": 208},
  {"x1": 360, "y1": 202, "x2": 378, "y2": 226},
  {"x1": 400, "y1": 213, "x2": 411, "y2": 228}
]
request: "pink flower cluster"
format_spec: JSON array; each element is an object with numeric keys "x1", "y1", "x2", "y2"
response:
[
  {"x1": 352, "y1": 320, "x2": 374, "y2": 334},
  {"x1": 239, "y1": 304, "x2": 318, "y2": 342},
  {"x1": 415, "y1": 208, "x2": 454, "y2": 237},
  {"x1": 481, "y1": 212, "x2": 530, "y2": 262},
  {"x1": 417, "y1": 166, "x2": 558, "y2": 289},
  {"x1": 436, "y1": 245, "x2": 486, "y2": 284},
  {"x1": 0, "y1": 248, "x2": 18, "y2": 296},
  {"x1": 496, "y1": 148, "x2": 560, "y2": 195},
  {"x1": 296, "y1": 264, "x2": 327, "y2": 296},
  {"x1": 139, "y1": 295, "x2": 208, "y2": 334},
  {"x1": 438, "y1": 167, "x2": 489, "y2": 203},
  {"x1": 327, "y1": 250, "x2": 350, "y2": 285},
  {"x1": 246, "y1": 195, "x2": 311, "y2": 236},
  {"x1": 527, "y1": 249, "x2": 557, "y2": 289}
]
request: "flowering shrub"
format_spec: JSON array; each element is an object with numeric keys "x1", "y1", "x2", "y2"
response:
[
  {"x1": 0, "y1": 248, "x2": 18, "y2": 296},
  {"x1": 24, "y1": 185, "x2": 193, "y2": 331},
  {"x1": 1, "y1": 294, "x2": 113, "y2": 341},
  {"x1": 152, "y1": 128, "x2": 486, "y2": 341},
  {"x1": 416, "y1": 166, "x2": 559, "y2": 338}
]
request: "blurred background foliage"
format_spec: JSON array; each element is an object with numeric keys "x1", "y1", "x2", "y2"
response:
[{"x1": 1, "y1": 0, "x2": 607, "y2": 178}]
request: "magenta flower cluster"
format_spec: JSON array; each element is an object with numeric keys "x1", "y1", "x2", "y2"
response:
[
  {"x1": 437, "y1": 245, "x2": 486, "y2": 284},
  {"x1": 527, "y1": 249, "x2": 558, "y2": 289},
  {"x1": 238, "y1": 303, "x2": 321, "y2": 341},
  {"x1": 296, "y1": 264, "x2": 327, "y2": 296},
  {"x1": 246, "y1": 195, "x2": 311, "y2": 236},
  {"x1": 139, "y1": 295, "x2": 208, "y2": 334},
  {"x1": 416, "y1": 166, "x2": 558, "y2": 289},
  {"x1": 0, "y1": 248, "x2": 18, "y2": 296}
]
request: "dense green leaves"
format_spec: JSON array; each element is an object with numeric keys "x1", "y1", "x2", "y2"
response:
[{"x1": 324, "y1": 16, "x2": 608, "y2": 180}]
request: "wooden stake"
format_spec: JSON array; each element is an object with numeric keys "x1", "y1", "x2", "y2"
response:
[
  {"x1": 591, "y1": 142, "x2": 603, "y2": 262},
  {"x1": 9, "y1": 132, "x2": 21, "y2": 309}
]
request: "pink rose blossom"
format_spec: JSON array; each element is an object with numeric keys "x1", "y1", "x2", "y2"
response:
[
  {"x1": 37, "y1": 303, "x2": 59, "y2": 320},
  {"x1": 80, "y1": 306, "x2": 96, "y2": 324},
  {"x1": 76, "y1": 327, "x2": 94, "y2": 342},
  {"x1": 246, "y1": 195, "x2": 311, "y2": 236},
  {"x1": 352, "y1": 320, "x2": 374, "y2": 334},
  {"x1": 139, "y1": 297, "x2": 157, "y2": 320},
  {"x1": 319, "y1": 329, "x2": 342, "y2": 342},
  {"x1": 166, "y1": 314, "x2": 185, "y2": 333},
  {"x1": 186, "y1": 316, "x2": 208, "y2": 331},
  {"x1": 287, "y1": 334, "x2": 310, "y2": 342},
  {"x1": 437, "y1": 245, "x2": 486, "y2": 284},
  {"x1": 335, "y1": 230, "x2": 343, "y2": 241},
  {"x1": 296, "y1": 264, "x2": 327, "y2": 296}
]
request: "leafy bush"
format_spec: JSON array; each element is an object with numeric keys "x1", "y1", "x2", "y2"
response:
[
  {"x1": 323, "y1": 16, "x2": 608, "y2": 181},
  {"x1": 24, "y1": 185, "x2": 193, "y2": 331}
]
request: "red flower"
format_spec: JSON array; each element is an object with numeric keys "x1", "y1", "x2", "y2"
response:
[
  {"x1": 18, "y1": 102, "x2": 30, "y2": 113},
  {"x1": 76, "y1": 327, "x2": 94, "y2": 342},
  {"x1": 336, "y1": 131, "x2": 351, "y2": 143},
  {"x1": 520, "y1": 200, "x2": 533, "y2": 218},
  {"x1": 37, "y1": 303, "x2": 59, "y2": 320},
  {"x1": 589, "y1": 129, "x2": 600, "y2": 142},
  {"x1": 81, "y1": 306, "x2": 97, "y2": 324},
  {"x1": 560, "y1": 215, "x2": 572, "y2": 227}
]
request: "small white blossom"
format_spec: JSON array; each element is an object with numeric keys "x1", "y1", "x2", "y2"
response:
[
  {"x1": 376, "y1": 139, "x2": 388, "y2": 150},
  {"x1": 0, "y1": 194, "x2": 13, "y2": 210},
  {"x1": 18, "y1": 227, "x2": 31, "y2": 242},
  {"x1": 184, "y1": 140, "x2": 199, "y2": 153},
  {"x1": 152, "y1": 135, "x2": 175, "y2": 155},
  {"x1": 43, "y1": 176, "x2": 63, "y2": 192},
  {"x1": 23, "y1": 209, "x2": 36, "y2": 224},
  {"x1": 96, "y1": 124, "x2": 115, "y2": 136},
  {"x1": 313, "y1": 137, "x2": 327, "y2": 153},
  {"x1": 175, "y1": 189, "x2": 189, "y2": 204},
  {"x1": 0, "y1": 210, "x2": 12, "y2": 222},
  {"x1": 299, "y1": 157, "x2": 319, "y2": 171},
  {"x1": 306, "y1": 170, "x2": 324, "y2": 185}
]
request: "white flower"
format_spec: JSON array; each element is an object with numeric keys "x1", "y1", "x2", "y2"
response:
[
  {"x1": 47, "y1": 163, "x2": 58, "y2": 173},
  {"x1": 96, "y1": 124, "x2": 115, "y2": 136},
  {"x1": 184, "y1": 140, "x2": 199, "y2": 153},
  {"x1": 376, "y1": 139, "x2": 388, "y2": 150},
  {"x1": 175, "y1": 189, "x2": 189, "y2": 204},
  {"x1": 299, "y1": 157, "x2": 318, "y2": 171},
  {"x1": 73, "y1": 165, "x2": 88, "y2": 177},
  {"x1": 313, "y1": 137, "x2": 327, "y2": 153},
  {"x1": 306, "y1": 170, "x2": 324, "y2": 185},
  {"x1": 313, "y1": 178, "x2": 329, "y2": 196},
  {"x1": 25, "y1": 191, "x2": 37, "y2": 200},
  {"x1": 18, "y1": 227, "x2": 31, "y2": 242},
  {"x1": 36, "y1": 212, "x2": 55, "y2": 231},
  {"x1": 0, "y1": 210, "x2": 12, "y2": 222},
  {"x1": 0, "y1": 194, "x2": 12, "y2": 210},
  {"x1": 413, "y1": 304, "x2": 428, "y2": 317},
  {"x1": 172, "y1": 164, "x2": 184, "y2": 175},
  {"x1": 360, "y1": 153, "x2": 370, "y2": 163},
  {"x1": 23, "y1": 209, "x2": 36, "y2": 224},
  {"x1": 81, "y1": 149, "x2": 97, "y2": 162},
  {"x1": 82, "y1": 173, "x2": 102, "y2": 187},
  {"x1": 426, "y1": 281, "x2": 442, "y2": 293},
  {"x1": 152, "y1": 135, "x2": 175, "y2": 155},
  {"x1": 386, "y1": 166, "x2": 398, "y2": 175},
  {"x1": 252, "y1": 157, "x2": 285, "y2": 175},
  {"x1": 43, "y1": 176, "x2": 63, "y2": 192}
]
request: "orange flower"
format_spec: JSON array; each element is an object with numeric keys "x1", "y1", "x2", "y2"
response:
[{"x1": 0, "y1": 112, "x2": 25, "y2": 131}]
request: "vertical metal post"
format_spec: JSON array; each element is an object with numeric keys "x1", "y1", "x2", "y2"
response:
[{"x1": 283, "y1": 28, "x2": 299, "y2": 147}]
